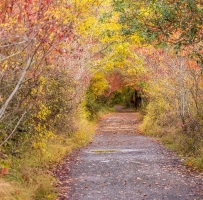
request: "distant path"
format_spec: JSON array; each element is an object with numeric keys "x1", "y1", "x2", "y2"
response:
[{"x1": 54, "y1": 107, "x2": 203, "y2": 200}]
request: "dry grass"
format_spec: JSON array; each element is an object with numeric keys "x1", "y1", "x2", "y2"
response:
[
  {"x1": 0, "y1": 178, "x2": 33, "y2": 200},
  {"x1": 141, "y1": 114, "x2": 203, "y2": 171},
  {"x1": 1, "y1": 118, "x2": 95, "y2": 200}
]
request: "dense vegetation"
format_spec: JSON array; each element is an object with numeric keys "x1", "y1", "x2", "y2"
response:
[
  {"x1": 1, "y1": 0, "x2": 203, "y2": 199},
  {"x1": 113, "y1": 0, "x2": 203, "y2": 168}
]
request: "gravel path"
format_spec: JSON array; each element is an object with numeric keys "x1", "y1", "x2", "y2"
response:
[{"x1": 55, "y1": 109, "x2": 203, "y2": 200}]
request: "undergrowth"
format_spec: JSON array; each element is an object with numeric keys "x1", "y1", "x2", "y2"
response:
[
  {"x1": 0, "y1": 119, "x2": 95, "y2": 200},
  {"x1": 141, "y1": 113, "x2": 203, "y2": 171}
]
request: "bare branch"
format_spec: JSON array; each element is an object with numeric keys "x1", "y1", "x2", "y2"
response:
[
  {"x1": 0, "y1": 111, "x2": 26, "y2": 147},
  {"x1": 0, "y1": 57, "x2": 33, "y2": 119}
]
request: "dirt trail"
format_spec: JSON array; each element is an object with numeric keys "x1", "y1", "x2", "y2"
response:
[{"x1": 54, "y1": 108, "x2": 203, "y2": 200}]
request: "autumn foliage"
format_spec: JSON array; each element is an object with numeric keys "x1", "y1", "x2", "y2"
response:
[{"x1": 1, "y1": 0, "x2": 203, "y2": 199}]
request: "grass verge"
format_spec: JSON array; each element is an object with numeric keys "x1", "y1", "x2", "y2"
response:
[
  {"x1": 140, "y1": 116, "x2": 203, "y2": 171},
  {"x1": 0, "y1": 119, "x2": 95, "y2": 200}
]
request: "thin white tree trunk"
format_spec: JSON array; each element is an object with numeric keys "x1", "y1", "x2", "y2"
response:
[
  {"x1": 0, "y1": 57, "x2": 32, "y2": 119},
  {"x1": 0, "y1": 111, "x2": 26, "y2": 147}
]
